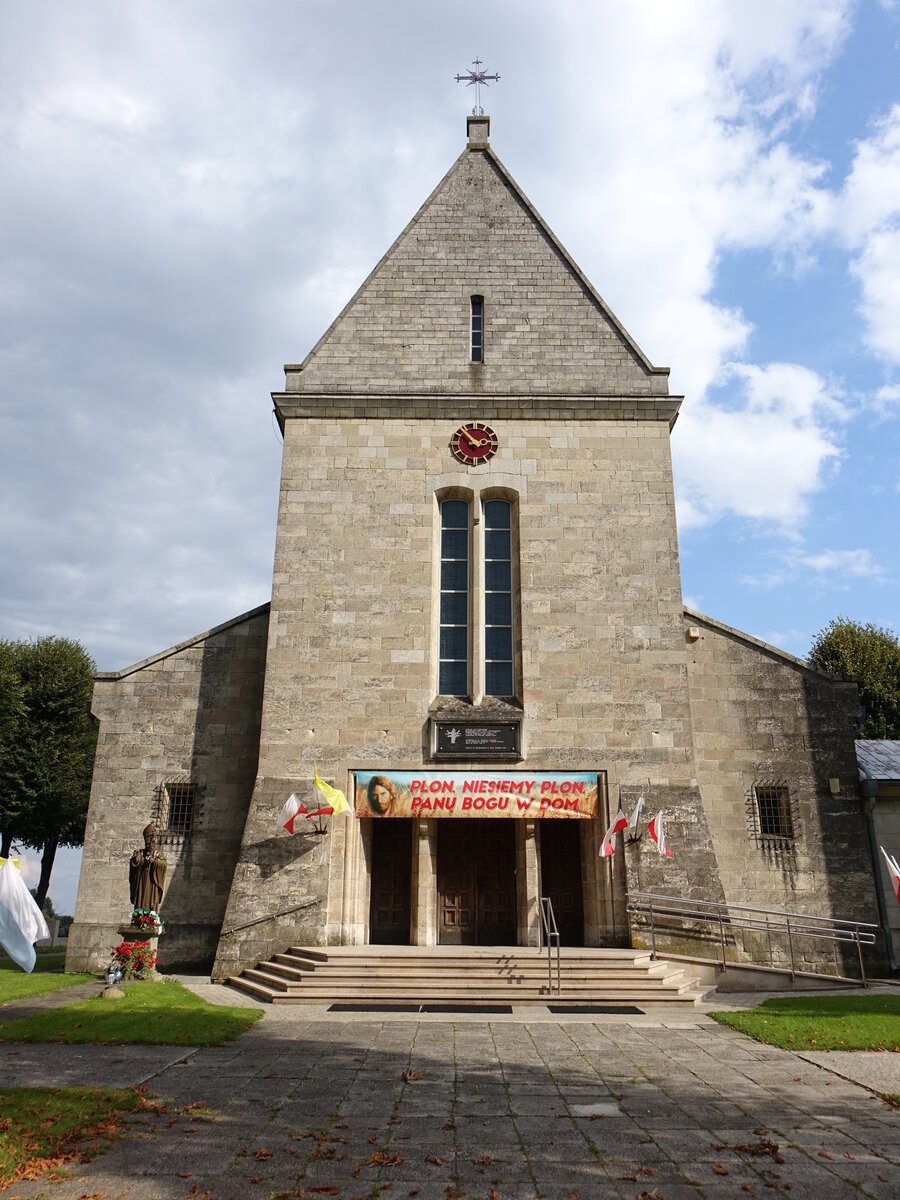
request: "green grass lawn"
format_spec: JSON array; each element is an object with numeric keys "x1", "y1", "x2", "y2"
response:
[
  {"x1": 0, "y1": 1085, "x2": 144, "y2": 1190},
  {"x1": 0, "y1": 957, "x2": 94, "y2": 1005},
  {"x1": 711, "y1": 993, "x2": 900, "y2": 1051},
  {"x1": 0, "y1": 978, "x2": 262, "y2": 1045}
]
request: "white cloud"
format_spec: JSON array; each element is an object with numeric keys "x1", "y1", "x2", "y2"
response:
[
  {"x1": 796, "y1": 548, "x2": 885, "y2": 578},
  {"x1": 674, "y1": 363, "x2": 844, "y2": 528},
  {"x1": 833, "y1": 105, "x2": 900, "y2": 365}
]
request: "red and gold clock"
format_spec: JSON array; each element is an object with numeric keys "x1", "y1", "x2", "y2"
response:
[{"x1": 450, "y1": 421, "x2": 499, "y2": 465}]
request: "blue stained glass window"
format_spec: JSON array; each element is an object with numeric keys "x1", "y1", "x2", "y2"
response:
[
  {"x1": 439, "y1": 498, "x2": 469, "y2": 696},
  {"x1": 483, "y1": 499, "x2": 514, "y2": 697}
]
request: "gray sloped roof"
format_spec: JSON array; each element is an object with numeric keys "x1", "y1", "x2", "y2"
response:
[{"x1": 856, "y1": 740, "x2": 900, "y2": 781}]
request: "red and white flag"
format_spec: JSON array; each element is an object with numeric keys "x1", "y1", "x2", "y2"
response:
[
  {"x1": 279, "y1": 792, "x2": 332, "y2": 835},
  {"x1": 880, "y1": 846, "x2": 900, "y2": 903},
  {"x1": 648, "y1": 812, "x2": 673, "y2": 857},
  {"x1": 599, "y1": 808, "x2": 628, "y2": 857}
]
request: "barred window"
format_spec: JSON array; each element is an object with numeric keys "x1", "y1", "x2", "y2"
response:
[
  {"x1": 754, "y1": 785, "x2": 793, "y2": 839},
  {"x1": 160, "y1": 780, "x2": 196, "y2": 836}
]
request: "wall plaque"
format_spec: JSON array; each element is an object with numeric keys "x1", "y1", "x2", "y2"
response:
[{"x1": 431, "y1": 719, "x2": 521, "y2": 760}]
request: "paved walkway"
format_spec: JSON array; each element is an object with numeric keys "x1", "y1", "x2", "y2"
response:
[{"x1": 2, "y1": 983, "x2": 898, "y2": 1199}]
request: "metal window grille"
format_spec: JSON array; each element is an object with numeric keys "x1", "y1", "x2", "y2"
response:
[
  {"x1": 754, "y1": 784, "x2": 794, "y2": 840},
  {"x1": 161, "y1": 780, "x2": 195, "y2": 836}
]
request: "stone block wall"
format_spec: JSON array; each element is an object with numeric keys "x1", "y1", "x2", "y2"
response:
[
  {"x1": 66, "y1": 606, "x2": 269, "y2": 973},
  {"x1": 288, "y1": 142, "x2": 669, "y2": 398},
  {"x1": 211, "y1": 408, "x2": 727, "y2": 977},
  {"x1": 685, "y1": 610, "x2": 880, "y2": 972}
]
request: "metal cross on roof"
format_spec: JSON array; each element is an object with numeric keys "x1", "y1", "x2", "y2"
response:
[{"x1": 455, "y1": 58, "x2": 500, "y2": 116}]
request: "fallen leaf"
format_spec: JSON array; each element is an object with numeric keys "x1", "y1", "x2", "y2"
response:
[
  {"x1": 818, "y1": 1150, "x2": 832, "y2": 1160},
  {"x1": 177, "y1": 1172, "x2": 192, "y2": 1179},
  {"x1": 254, "y1": 1148, "x2": 273, "y2": 1160},
  {"x1": 401, "y1": 1069, "x2": 422, "y2": 1082},
  {"x1": 714, "y1": 1164, "x2": 729, "y2": 1176},
  {"x1": 742, "y1": 1187, "x2": 754, "y2": 1194},
  {"x1": 426, "y1": 1154, "x2": 446, "y2": 1166}
]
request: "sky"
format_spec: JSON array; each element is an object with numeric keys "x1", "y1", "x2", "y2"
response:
[{"x1": 2, "y1": 0, "x2": 899, "y2": 914}]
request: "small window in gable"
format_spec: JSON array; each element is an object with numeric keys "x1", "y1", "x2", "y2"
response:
[{"x1": 470, "y1": 295, "x2": 484, "y2": 363}]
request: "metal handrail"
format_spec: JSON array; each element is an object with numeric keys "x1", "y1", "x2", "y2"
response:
[
  {"x1": 626, "y1": 890, "x2": 879, "y2": 986},
  {"x1": 539, "y1": 896, "x2": 561, "y2": 994},
  {"x1": 219, "y1": 898, "x2": 319, "y2": 939}
]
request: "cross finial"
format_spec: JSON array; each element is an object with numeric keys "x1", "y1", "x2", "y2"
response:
[{"x1": 455, "y1": 58, "x2": 500, "y2": 116}]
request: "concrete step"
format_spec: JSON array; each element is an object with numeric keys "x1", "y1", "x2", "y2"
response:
[{"x1": 225, "y1": 944, "x2": 710, "y2": 1007}]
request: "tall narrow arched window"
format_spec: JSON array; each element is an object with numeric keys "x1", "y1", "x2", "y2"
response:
[
  {"x1": 470, "y1": 295, "x2": 484, "y2": 363},
  {"x1": 483, "y1": 499, "x2": 513, "y2": 696},
  {"x1": 439, "y1": 499, "x2": 470, "y2": 696}
]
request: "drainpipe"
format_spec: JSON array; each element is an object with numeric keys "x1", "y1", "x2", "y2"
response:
[{"x1": 859, "y1": 766, "x2": 898, "y2": 973}]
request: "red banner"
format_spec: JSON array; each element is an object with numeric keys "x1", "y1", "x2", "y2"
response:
[{"x1": 355, "y1": 771, "x2": 599, "y2": 819}]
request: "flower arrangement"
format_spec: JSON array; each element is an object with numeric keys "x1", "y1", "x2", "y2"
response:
[
  {"x1": 111, "y1": 940, "x2": 158, "y2": 979},
  {"x1": 130, "y1": 907, "x2": 163, "y2": 931}
]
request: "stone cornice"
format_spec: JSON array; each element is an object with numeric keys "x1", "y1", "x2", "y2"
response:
[{"x1": 273, "y1": 392, "x2": 683, "y2": 430}]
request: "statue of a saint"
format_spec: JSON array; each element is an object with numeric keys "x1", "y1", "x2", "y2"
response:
[{"x1": 129, "y1": 823, "x2": 167, "y2": 912}]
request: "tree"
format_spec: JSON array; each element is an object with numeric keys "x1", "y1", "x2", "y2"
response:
[
  {"x1": 809, "y1": 618, "x2": 900, "y2": 740},
  {"x1": 0, "y1": 637, "x2": 97, "y2": 909}
]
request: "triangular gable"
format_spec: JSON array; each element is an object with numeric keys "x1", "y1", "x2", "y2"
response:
[{"x1": 287, "y1": 130, "x2": 669, "y2": 398}]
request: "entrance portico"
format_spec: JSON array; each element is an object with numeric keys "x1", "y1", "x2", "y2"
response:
[{"x1": 336, "y1": 769, "x2": 613, "y2": 950}]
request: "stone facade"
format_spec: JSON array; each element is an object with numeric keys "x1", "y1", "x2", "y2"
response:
[
  {"x1": 70, "y1": 114, "x2": 883, "y2": 982},
  {"x1": 67, "y1": 606, "x2": 268, "y2": 972},
  {"x1": 683, "y1": 611, "x2": 876, "y2": 971}
]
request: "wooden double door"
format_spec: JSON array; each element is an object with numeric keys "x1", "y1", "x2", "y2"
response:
[{"x1": 438, "y1": 819, "x2": 516, "y2": 945}]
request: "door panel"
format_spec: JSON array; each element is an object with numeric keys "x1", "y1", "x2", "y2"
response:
[
  {"x1": 438, "y1": 820, "x2": 515, "y2": 945},
  {"x1": 369, "y1": 820, "x2": 412, "y2": 945},
  {"x1": 539, "y1": 820, "x2": 584, "y2": 946}
]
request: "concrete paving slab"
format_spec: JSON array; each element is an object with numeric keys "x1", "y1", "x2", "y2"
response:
[
  {"x1": 0, "y1": 1042, "x2": 198, "y2": 1087},
  {"x1": 799, "y1": 1048, "x2": 900, "y2": 1097},
  {"x1": 2, "y1": 1002, "x2": 899, "y2": 1199}
]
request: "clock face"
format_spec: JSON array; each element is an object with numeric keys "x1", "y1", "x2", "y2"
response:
[{"x1": 450, "y1": 421, "x2": 499, "y2": 465}]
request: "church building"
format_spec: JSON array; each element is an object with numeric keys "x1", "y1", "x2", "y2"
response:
[{"x1": 67, "y1": 114, "x2": 881, "y2": 982}]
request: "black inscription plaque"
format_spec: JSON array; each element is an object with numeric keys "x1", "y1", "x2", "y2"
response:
[{"x1": 432, "y1": 719, "x2": 521, "y2": 760}]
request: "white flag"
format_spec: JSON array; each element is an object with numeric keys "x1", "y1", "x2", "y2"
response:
[
  {"x1": 629, "y1": 793, "x2": 644, "y2": 831},
  {"x1": 0, "y1": 858, "x2": 50, "y2": 973},
  {"x1": 599, "y1": 809, "x2": 628, "y2": 858},
  {"x1": 648, "y1": 812, "x2": 673, "y2": 858},
  {"x1": 880, "y1": 846, "x2": 900, "y2": 904}
]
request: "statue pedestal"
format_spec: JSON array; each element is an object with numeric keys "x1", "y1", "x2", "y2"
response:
[{"x1": 117, "y1": 924, "x2": 163, "y2": 978}]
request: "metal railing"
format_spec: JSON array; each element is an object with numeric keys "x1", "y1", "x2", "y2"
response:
[
  {"x1": 627, "y1": 891, "x2": 879, "y2": 986},
  {"x1": 539, "y1": 896, "x2": 561, "y2": 994},
  {"x1": 219, "y1": 898, "x2": 319, "y2": 939}
]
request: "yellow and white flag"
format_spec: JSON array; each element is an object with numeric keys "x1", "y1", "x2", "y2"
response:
[
  {"x1": 0, "y1": 858, "x2": 50, "y2": 973},
  {"x1": 314, "y1": 764, "x2": 350, "y2": 815}
]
